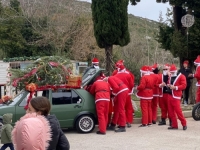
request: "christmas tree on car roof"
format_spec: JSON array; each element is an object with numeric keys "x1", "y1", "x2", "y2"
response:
[{"x1": 8, "y1": 56, "x2": 81, "y2": 91}]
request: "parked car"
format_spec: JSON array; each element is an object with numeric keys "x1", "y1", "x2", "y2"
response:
[{"x1": 0, "y1": 68, "x2": 105, "y2": 133}]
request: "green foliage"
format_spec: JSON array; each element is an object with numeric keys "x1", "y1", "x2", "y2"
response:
[
  {"x1": 0, "y1": 0, "x2": 56, "y2": 59},
  {"x1": 91, "y1": 0, "x2": 130, "y2": 48},
  {"x1": 3, "y1": 56, "x2": 40, "y2": 62},
  {"x1": 170, "y1": 30, "x2": 187, "y2": 58},
  {"x1": 130, "y1": 0, "x2": 141, "y2": 5},
  {"x1": 157, "y1": 0, "x2": 200, "y2": 62},
  {"x1": 157, "y1": 25, "x2": 174, "y2": 50},
  {"x1": 9, "y1": 56, "x2": 72, "y2": 88}
]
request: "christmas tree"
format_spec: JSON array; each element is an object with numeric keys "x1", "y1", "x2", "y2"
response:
[{"x1": 8, "y1": 56, "x2": 73, "y2": 89}]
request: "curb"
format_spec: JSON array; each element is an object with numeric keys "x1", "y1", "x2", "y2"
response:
[{"x1": 133, "y1": 110, "x2": 192, "y2": 124}]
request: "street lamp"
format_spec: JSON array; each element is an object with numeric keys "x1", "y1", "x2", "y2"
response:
[{"x1": 181, "y1": 2, "x2": 195, "y2": 58}]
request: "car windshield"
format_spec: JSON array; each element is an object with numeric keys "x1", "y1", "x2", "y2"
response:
[{"x1": 0, "y1": 91, "x2": 25, "y2": 106}]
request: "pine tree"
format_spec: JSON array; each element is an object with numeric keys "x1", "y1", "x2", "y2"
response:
[{"x1": 91, "y1": 0, "x2": 130, "y2": 75}]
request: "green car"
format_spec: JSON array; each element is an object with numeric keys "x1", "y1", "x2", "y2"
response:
[{"x1": 0, "y1": 68, "x2": 104, "y2": 133}]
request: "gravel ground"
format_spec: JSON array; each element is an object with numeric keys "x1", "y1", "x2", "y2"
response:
[
  {"x1": 66, "y1": 118, "x2": 200, "y2": 150},
  {"x1": 1, "y1": 118, "x2": 199, "y2": 150}
]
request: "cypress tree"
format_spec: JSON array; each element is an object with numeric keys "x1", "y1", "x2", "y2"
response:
[{"x1": 91, "y1": 0, "x2": 130, "y2": 75}]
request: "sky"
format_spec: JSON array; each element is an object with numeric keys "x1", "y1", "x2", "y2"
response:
[{"x1": 80, "y1": 0, "x2": 171, "y2": 21}]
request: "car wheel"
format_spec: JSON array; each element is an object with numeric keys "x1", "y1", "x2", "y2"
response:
[
  {"x1": 192, "y1": 102, "x2": 200, "y2": 121},
  {"x1": 76, "y1": 115, "x2": 95, "y2": 133}
]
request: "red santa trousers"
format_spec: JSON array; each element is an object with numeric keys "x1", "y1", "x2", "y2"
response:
[
  {"x1": 111, "y1": 91, "x2": 128, "y2": 127},
  {"x1": 140, "y1": 99, "x2": 152, "y2": 125},
  {"x1": 196, "y1": 87, "x2": 200, "y2": 103},
  {"x1": 96, "y1": 100, "x2": 110, "y2": 133},
  {"x1": 167, "y1": 94, "x2": 187, "y2": 128},
  {"x1": 159, "y1": 93, "x2": 169, "y2": 119},
  {"x1": 151, "y1": 96, "x2": 159, "y2": 122},
  {"x1": 125, "y1": 95, "x2": 134, "y2": 124},
  {"x1": 107, "y1": 98, "x2": 114, "y2": 126}
]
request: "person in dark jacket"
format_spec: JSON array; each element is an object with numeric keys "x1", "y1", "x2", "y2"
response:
[
  {"x1": 27, "y1": 96, "x2": 70, "y2": 150},
  {"x1": 178, "y1": 60, "x2": 193, "y2": 106}
]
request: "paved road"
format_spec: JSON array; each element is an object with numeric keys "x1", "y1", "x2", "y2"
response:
[
  {"x1": 1, "y1": 118, "x2": 199, "y2": 150},
  {"x1": 66, "y1": 118, "x2": 200, "y2": 150}
]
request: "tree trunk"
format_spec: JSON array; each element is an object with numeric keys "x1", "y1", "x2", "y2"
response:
[
  {"x1": 173, "y1": 6, "x2": 183, "y2": 31},
  {"x1": 105, "y1": 44, "x2": 113, "y2": 76}
]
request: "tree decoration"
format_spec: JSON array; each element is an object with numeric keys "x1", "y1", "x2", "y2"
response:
[{"x1": 9, "y1": 56, "x2": 73, "y2": 89}]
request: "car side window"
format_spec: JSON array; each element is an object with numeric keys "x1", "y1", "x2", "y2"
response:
[
  {"x1": 52, "y1": 90, "x2": 72, "y2": 105},
  {"x1": 72, "y1": 91, "x2": 82, "y2": 104}
]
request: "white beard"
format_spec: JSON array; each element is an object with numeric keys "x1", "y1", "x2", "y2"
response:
[
  {"x1": 171, "y1": 71, "x2": 177, "y2": 77},
  {"x1": 163, "y1": 70, "x2": 168, "y2": 75},
  {"x1": 94, "y1": 65, "x2": 99, "y2": 69}
]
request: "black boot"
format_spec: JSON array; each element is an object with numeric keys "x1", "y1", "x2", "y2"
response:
[
  {"x1": 107, "y1": 123, "x2": 115, "y2": 131},
  {"x1": 158, "y1": 118, "x2": 166, "y2": 125},
  {"x1": 115, "y1": 127, "x2": 126, "y2": 132}
]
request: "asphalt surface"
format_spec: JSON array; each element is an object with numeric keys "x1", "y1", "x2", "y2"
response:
[
  {"x1": 66, "y1": 118, "x2": 200, "y2": 150},
  {"x1": 1, "y1": 118, "x2": 199, "y2": 150}
]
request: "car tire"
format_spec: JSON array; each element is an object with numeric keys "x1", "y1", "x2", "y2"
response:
[
  {"x1": 192, "y1": 102, "x2": 200, "y2": 121},
  {"x1": 76, "y1": 115, "x2": 95, "y2": 133}
]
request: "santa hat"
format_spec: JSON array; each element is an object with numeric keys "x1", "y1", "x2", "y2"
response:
[
  {"x1": 92, "y1": 58, "x2": 99, "y2": 64},
  {"x1": 115, "y1": 60, "x2": 124, "y2": 67},
  {"x1": 95, "y1": 72, "x2": 106, "y2": 81},
  {"x1": 183, "y1": 60, "x2": 189, "y2": 65},
  {"x1": 140, "y1": 65, "x2": 150, "y2": 74},
  {"x1": 194, "y1": 55, "x2": 200, "y2": 65},
  {"x1": 169, "y1": 64, "x2": 177, "y2": 72},
  {"x1": 163, "y1": 63, "x2": 170, "y2": 69}
]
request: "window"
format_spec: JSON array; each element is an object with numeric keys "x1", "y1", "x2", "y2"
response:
[
  {"x1": 19, "y1": 91, "x2": 47, "y2": 107},
  {"x1": 72, "y1": 91, "x2": 82, "y2": 104},
  {"x1": 52, "y1": 90, "x2": 71, "y2": 105},
  {"x1": 52, "y1": 90, "x2": 82, "y2": 105}
]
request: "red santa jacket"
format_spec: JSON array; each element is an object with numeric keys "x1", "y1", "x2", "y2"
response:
[
  {"x1": 107, "y1": 76, "x2": 128, "y2": 96},
  {"x1": 150, "y1": 73, "x2": 159, "y2": 97},
  {"x1": 170, "y1": 73, "x2": 186, "y2": 99},
  {"x1": 194, "y1": 65, "x2": 200, "y2": 86},
  {"x1": 114, "y1": 71, "x2": 134, "y2": 95},
  {"x1": 136, "y1": 74, "x2": 154, "y2": 99},
  {"x1": 112, "y1": 70, "x2": 118, "y2": 76},
  {"x1": 89, "y1": 80, "x2": 110, "y2": 103}
]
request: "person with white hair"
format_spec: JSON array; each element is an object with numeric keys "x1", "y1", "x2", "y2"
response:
[
  {"x1": 167, "y1": 64, "x2": 187, "y2": 130},
  {"x1": 157, "y1": 64, "x2": 171, "y2": 126},
  {"x1": 136, "y1": 65, "x2": 154, "y2": 127}
]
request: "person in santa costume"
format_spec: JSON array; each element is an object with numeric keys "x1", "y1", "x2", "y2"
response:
[
  {"x1": 83, "y1": 57, "x2": 100, "y2": 76},
  {"x1": 114, "y1": 60, "x2": 135, "y2": 128},
  {"x1": 136, "y1": 66, "x2": 154, "y2": 127},
  {"x1": 89, "y1": 75, "x2": 110, "y2": 135},
  {"x1": 104, "y1": 76, "x2": 128, "y2": 132},
  {"x1": 167, "y1": 64, "x2": 187, "y2": 130},
  {"x1": 149, "y1": 63, "x2": 160, "y2": 124},
  {"x1": 157, "y1": 64, "x2": 171, "y2": 126},
  {"x1": 189, "y1": 55, "x2": 200, "y2": 103}
]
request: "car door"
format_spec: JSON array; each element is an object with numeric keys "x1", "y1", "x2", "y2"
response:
[{"x1": 50, "y1": 89, "x2": 83, "y2": 128}]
